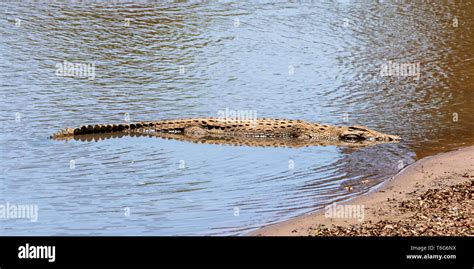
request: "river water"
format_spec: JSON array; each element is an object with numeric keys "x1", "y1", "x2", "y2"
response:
[{"x1": 1, "y1": 1, "x2": 473, "y2": 235}]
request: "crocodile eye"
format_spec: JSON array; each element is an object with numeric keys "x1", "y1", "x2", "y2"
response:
[{"x1": 341, "y1": 134, "x2": 362, "y2": 141}]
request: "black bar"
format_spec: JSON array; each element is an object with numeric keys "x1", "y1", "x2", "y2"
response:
[{"x1": 0, "y1": 236, "x2": 471, "y2": 266}]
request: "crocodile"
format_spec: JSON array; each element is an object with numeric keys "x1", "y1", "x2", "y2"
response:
[{"x1": 51, "y1": 118, "x2": 400, "y2": 148}]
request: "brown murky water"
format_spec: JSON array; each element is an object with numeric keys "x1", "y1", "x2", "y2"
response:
[{"x1": 0, "y1": 1, "x2": 473, "y2": 235}]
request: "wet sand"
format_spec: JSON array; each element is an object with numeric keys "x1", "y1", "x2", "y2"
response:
[{"x1": 251, "y1": 146, "x2": 474, "y2": 236}]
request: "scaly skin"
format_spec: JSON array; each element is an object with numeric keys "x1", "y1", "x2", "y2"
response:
[{"x1": 51, "y1": 118, "x2": 401, "y2": 147}]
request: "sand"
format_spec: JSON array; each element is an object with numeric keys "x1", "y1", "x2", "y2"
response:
[{"x1": 250, "y1": 146, "x2": 474, "y2": 236}]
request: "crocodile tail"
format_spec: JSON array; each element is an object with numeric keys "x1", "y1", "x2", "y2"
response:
[
  {"x1": 50, "y1": 119, "x2": 200, "y2": 140},
  {"x1": 51, "y1": 122, "x2": 159, "y2": 139}
]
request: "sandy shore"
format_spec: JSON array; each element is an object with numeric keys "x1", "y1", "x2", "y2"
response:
[{"x1": 250, "y1": 146, "x2": 474, "y2": 236}]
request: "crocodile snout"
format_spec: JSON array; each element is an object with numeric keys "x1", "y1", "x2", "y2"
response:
[{"x1": 387, "y1": 135, "x2": 401, "y2": 142}]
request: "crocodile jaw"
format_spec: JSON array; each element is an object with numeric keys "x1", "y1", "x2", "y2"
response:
[{"x1": 338, "y1": 126, "x2": 401, "y2": 143}]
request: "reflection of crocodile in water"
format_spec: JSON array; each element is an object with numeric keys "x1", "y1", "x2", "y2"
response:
[{"x1": 51, "y1": 118, "x2": 401, "y2": 148}]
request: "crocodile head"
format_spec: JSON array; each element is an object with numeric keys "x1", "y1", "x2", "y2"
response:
[{"x1": 339, "y1": 125, "x2": 400, "y2": 143}]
